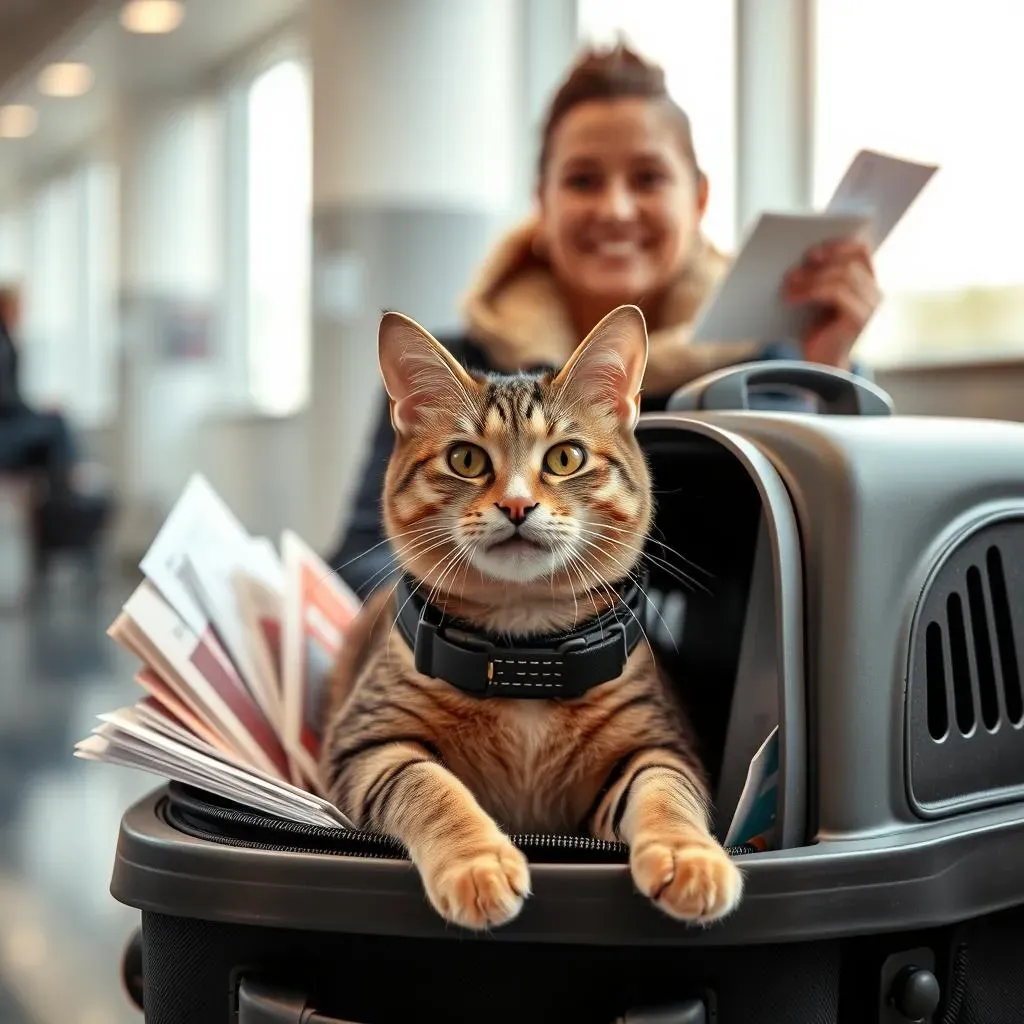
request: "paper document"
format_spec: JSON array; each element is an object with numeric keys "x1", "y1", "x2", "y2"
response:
[
  {"x1": 282, "y1": 530, "x2": 360, "y2": 790},
  {"x1": 121, "y1": 581, "x2": 292, "y2": 780},
  {"x1": 233, "y1": 570, "x2": 285, "y2": 717},
  {"x1": 725, "y1": 726, "x2": 779, "y2": 850},
  {"x1": 139, "y1": 473, "x2": 248, "y2": 636},
  {"x1": 181, "y1": 539, "x2": 284, "y2": 722},
  {"x1": 80, "y1": 474, "x2": 367, "y2": 829},
  {"x1": 691, "y1": 148, "x2": 937, "y2": 343},
  {"x1": 140, "y1": 474, "x2": 285, "y2": 722},
  {"x1": 825, "y1": 148, "x2": 938, "y2": 249},
  {"x1": 691, "y1": 212, "x2": 870, "y2": 343}
]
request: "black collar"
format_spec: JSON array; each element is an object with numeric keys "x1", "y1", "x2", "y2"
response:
[{"x1": 394, "y1": 574, "x2": 647, "y2": 700}]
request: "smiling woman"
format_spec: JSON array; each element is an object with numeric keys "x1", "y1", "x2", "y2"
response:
[
  {"x1": 533, "y1": 63, "x2": 710, "y2": 344},
  {"x1": 328, "y1": 41, "x2": 881, "y2": 595}
]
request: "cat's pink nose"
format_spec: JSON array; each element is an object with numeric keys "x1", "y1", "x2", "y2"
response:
[{"x1": 496, "y1": 498, "x2": 537, "y2": 526}]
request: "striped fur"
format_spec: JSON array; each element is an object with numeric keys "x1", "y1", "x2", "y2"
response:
[{"x1": 320, "y1": 305, "x2": 742, "y2": 930}]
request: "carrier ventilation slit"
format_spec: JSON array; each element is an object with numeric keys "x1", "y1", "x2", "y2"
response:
[
  {"x1": 925, "y1": 622, "x2": 948, "y2": 741},
  {"x1": 946, "y1": 592, "x2": 975, "y2": 736},
  {"x1": 924, "y1": 545, "x2": 1023, "y2": 742},
  {"x1": 910, "y1": 521, "x2": 1024, "y2": 816},
  {"x1": 987, "y1": 545, "x2": 1023, "y2": 725},
  {"x1": 966, "y1": 564, "x2": 1000, "y2": 730}
]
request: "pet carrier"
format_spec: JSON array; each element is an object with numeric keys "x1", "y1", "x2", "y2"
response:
[{"x1": 111, "y1": 362, "x2": 1024, "y2": 1023}]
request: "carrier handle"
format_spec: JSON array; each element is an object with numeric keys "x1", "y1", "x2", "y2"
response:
[
  {"x1": 237, "y1": 978, "x2": 707, "y2": 1023},
  {"x1": 667, "y1": 360, "x2": 894, "y2": 416}
]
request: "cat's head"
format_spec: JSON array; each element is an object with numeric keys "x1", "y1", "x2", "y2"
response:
[{"x1": 377, "y1": 304, "x2": 652, "y2": 606}]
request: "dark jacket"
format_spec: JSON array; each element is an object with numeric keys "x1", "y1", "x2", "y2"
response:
[{"x1": 326, "y1": 334, "x2": 852, "y2": 596}]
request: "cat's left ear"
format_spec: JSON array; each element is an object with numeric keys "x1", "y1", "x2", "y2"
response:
[
  {"x1": 378, "y1": 310, "x2": 477, "y2": 437},
  {"x1": 552, "y1": 304, "x2": 649, "y2": 430}
]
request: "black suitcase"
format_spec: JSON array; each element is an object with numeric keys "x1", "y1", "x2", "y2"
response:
[{"x1": 110, "y1": 364, "x2": 1024, "y2": 1023}]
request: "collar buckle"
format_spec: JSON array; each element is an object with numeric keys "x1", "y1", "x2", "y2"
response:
[{"x1": 482, "y1": 621, "x2": 627, "y2": 700}]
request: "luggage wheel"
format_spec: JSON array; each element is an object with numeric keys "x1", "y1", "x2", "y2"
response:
[{"x1": 121, "y1": 926, "x2": 144, "y2": 1012}]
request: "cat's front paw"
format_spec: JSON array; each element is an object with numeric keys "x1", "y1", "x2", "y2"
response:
[
  {"x1": 423, "y1": 837, "x2": 531, "y2": 930},
  {"x1": 630, "y1": 833, "x2": 743, "y2": 924}
]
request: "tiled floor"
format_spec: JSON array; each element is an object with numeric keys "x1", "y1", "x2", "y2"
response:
[{"x1": 0, "y1": 565, "x2": 154, "y2": 1024}]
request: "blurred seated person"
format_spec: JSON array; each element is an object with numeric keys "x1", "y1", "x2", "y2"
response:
[
  {"x1": 329, "y1": 43, "x2": 880, "y2": 595},
  {"x1": 0, "y1": 284, "x2": 114, "y2": 580}
]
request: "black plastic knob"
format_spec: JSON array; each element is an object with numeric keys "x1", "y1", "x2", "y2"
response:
[{"x1": 889, "y1": 966, "x2": 941, "y2": 1021}]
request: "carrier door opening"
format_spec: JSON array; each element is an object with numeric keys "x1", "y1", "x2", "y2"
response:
[{"x1": 637, "y1": 422, "x2": 806, "y2": 850}]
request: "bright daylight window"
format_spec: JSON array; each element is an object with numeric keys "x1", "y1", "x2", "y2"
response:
[
  {"x1": 575, "y1": 0, "x2": 737, "y2": 253},
  {"x1": 246, "y1": 58, "x2": 312, "y2": 417},
  {"x1": 1, "y1": 169, "x2": 116, "y2": 428},
  {"x1": 80, "y1": 160, "x2": 120, "y2": 425},
  {"x1": 20, "y1": 175, "x2": 79, "y2": 414},
  {"x1": 814, "y1": 0, "x2": 1024, "y2": 367}
]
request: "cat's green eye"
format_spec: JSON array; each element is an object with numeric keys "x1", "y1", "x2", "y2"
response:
[
  {"x1": 544, "y1": 443, "x2": 586, "y2": 477},
  {"x1": 448, "y1": 443, "x2": 490, "y2": 478}
]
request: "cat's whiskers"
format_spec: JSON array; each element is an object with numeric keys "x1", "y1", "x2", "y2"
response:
[
  {"x1": 384, "y1": 527, "x2": 457, "y2": 566},
  {"x1": 533, "y1": 527, "x2": 587, "y2": 605},
  {"x1": 639, "y1": 531, "x2": 714, "y2": 579},
  {"x1": 353, "y1": 528, "x2": 459, "y2": 596},
  {"x1": 421, "y1": 536, "x2": 486, "y2": 617},
  {"x1": 360, "y1": 539, "x2": 455, "y2": 601},
  {"x1": 577, "y1": 527, "x2": 689, "y2": 590},
  {"x1": 550, "y1": 541, "x2": 581, "y2": 628},
  {"x1": 384, "y1": 542, "x2": 472, "y2": 667},
  {"x1": 326, "y1": 524, "x2": 452, "y2": 580},
  {"x1": 429, "y1": 540, "x2": 479, "y2": 619},
  {"x1": 322, "y1": 525, "x2": 453, "y2": 600},
  {"x1": 364, "y1": 555, "x2": 443, "y2": 656},
  {"x1": 423, "y1": 538, "x2": 471, "y2": 607},
  {"x1": 448, "y1": 539, "x2": 481, "y2": 614},
  {"x1": 568, "y1": 546, "x2": 658, "y2": 662},
  {"x1": 560, "y1": 548, "x2": 606, "y2": 626},
  {"x1": 579, "y1": 520, "x2": 714, "y2": 583},
  {"x1": 406, "y1": 541, "x2": 469, "y2": 614},
  {"x1": 564, "y1": 544, "x2": 643, "y2": 645},
  {"x1": 574, "y1": 535, "x2": 679, "y2": 653},
  {"x1": 575, "y1": 525, "x2": 710, "y2": 596},
  {"x1": 557, "y1": 526, "x2": 642, "y2": 589}
]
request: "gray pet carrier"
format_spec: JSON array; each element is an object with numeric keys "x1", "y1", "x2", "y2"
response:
[{"x1": 111, "y1": 363, "x2": 1024, "y2": 1024}]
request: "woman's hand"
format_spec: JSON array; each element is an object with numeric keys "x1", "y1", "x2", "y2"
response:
[{"x1": 782, "y1": 238, "x2": 881, "y2": 370}]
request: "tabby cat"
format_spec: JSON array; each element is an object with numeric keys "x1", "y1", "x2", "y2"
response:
[{"x1": 320, "y1": 303, "x2": 742, "y2": 931}]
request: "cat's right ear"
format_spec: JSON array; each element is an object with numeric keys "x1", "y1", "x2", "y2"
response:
[{"x1": 378, "y1": 311, "x2": 476, "y2": 437}]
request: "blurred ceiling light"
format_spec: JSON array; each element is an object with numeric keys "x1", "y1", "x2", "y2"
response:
[
  {"x1": 38, "y1": 61, "x2": 95, "y2": 97},
  {"x1": 0, "y1": 104, "x2": 38, "y2": 139},
  {"x1": 119, "y1": 0, "x2": 185, "y2": 34}
]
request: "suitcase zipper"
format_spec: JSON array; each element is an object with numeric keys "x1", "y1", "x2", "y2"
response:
[{"x1": 163, "y1": 783, "x2": 758, "y2": 862}]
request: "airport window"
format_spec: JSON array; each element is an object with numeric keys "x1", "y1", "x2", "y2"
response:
[
  {"x1": 244, "y1": 58, "x2": 312, "y2": 417},
  {"x1": 813, "y1": 0, "x2": 1024, "y2": 366}
]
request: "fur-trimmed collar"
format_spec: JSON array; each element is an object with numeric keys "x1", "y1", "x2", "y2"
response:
[{"x1": 460, "y1": 217, "x2": 763, "y2": 397}]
